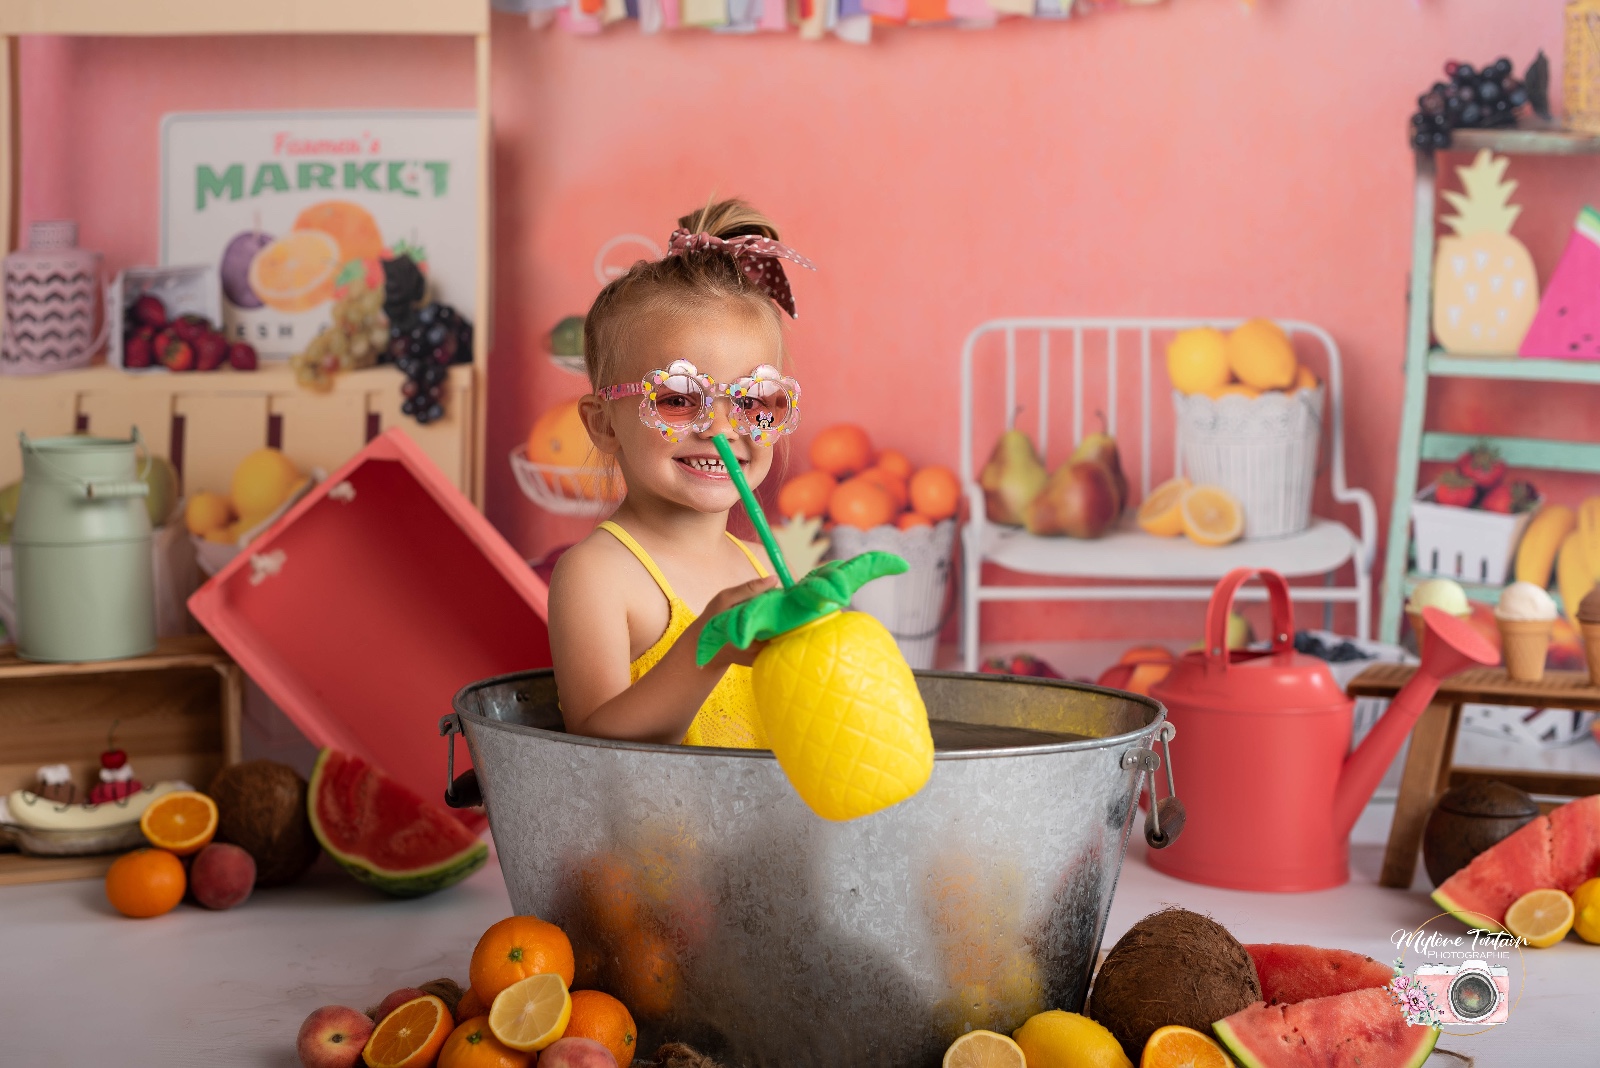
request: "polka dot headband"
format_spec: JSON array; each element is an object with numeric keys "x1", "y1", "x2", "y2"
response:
[{"x1": 665, "y1": 227, "x2": 817, "y2": 318}]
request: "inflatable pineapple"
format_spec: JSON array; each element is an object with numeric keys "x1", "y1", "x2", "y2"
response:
[{"x1": 698, "y1": 552, "x2": 934, "y2": 821}]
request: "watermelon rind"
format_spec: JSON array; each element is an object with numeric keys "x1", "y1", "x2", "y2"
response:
[
  {"x1": 1429, "y1": 887, "x2": 1507, "y2": 933},
  {"x1": 1213, "y1": 987, "x2": 1438, "y2": 1068},
  {"x1": 307, "y1": 748, "x2": 488, "y2": 899}
]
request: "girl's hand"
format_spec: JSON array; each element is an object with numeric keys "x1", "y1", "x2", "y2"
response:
[{"x1": 688, "y1": 574, "x2": 779, "y2": 669}]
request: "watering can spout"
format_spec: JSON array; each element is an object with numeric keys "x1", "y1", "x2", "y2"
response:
[{"x1": 1331, "y1": 607, "x2": 1499, "y2": 839}]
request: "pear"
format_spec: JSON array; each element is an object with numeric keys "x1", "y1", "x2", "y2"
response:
[
  {"x1": 1024, "y1": 461, "x2": 1119, "y2": 539},
  {"x1": 980, "y1": 429, "x2": 1048, "y2": 526},
  {"x1": 1070, "y1": 417, "x2": 1129, "y2": 515}
]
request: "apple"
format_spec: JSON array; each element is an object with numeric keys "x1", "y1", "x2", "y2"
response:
[
  {"x1": 228, "y1": 342, "x2": 259, "y2": 371},
  {"x1": 537, "y1": 1037, "x2": 618, "y2": 1068},
  {"x1": 1023, "y1": 461, "x2": 1119, "y2": 539},
  {"x1": 371, "y1": 987, "x2": 427, "y2": 1024},
  {"x1": 296, "y1": 1006, "x2": 373, "y2": 1068}
]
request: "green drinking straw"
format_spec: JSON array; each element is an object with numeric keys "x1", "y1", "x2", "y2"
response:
[{"x1": 711, "y1": 433, "x2": 795, "y2": 589}]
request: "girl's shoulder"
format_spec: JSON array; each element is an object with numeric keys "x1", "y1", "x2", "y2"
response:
[{"x1": 548, "y1": 526, "x2": 638, "y2": 597}]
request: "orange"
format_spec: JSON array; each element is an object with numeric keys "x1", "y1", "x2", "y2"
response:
[
  {"x1": 615, "y1": 930, "x2": 677, "y2": 1020},
  {"x1": 294, "y1": 201, "x2": 386, "y2": 265},
  {"x1": 777, "y1": 469, "x2": 836, "y2": 520},
  {"x1": 138, "y1": 790, "x2": 217, "y2": 856},
  {"x1": 897, "y1": 511, "x2": 933, "y2": 530},
  {"x1": 526, "y1": 401, "x2": 609, "y2": 499},
  {"x1": 184, "y1": 492, "x2": 233, "y2": 536},
  {"x1": 859, "y1": 467, "x2": 909, "y2": 512},
  {"x1": 1293, "y1": 364, "x2": 1319, "y2": 392},
  {"x1": 809, "y1": 424, "x2": 874, "y2": 478},
  {"x1": 249, "y1": 229, "x2": 341, "y2": 312},
  {"x1": 1135, "y1": 476, "x2": 1190, "y2": 537},
  {"x1": 470, "y1": 916, "x2": 576, "y2": 1004},
  {"x1": 1139, "y1": 1024, "x2": 1230, "y2": 1068},
  {"x1": 438, "y1": 1016, "x2": 531, "y2": 1068},
  {"x1": 1180, "y1": 485, "x2": 1243, "y2": 547},
  {"x1": 105, "y1": 848, "x2": 186, "y2": 918},
  {"x1": 363, "y1": 995, "x2": 452, "y2": 1068},
  {"x1": 455, "y1": 987, "x2": 488, "y2": 1025},
  {"x1": 828, "y1": 478, "x2": 896, "y2": 530},
  {"x1": 1203, "y1": 382, "x2": 1261, "y2": 401},
  {"x1": 564, "y1": 990, "x2": 638, "y2": 1068},
  {"x1": 1118, "y1": 644, "x2": 1175, "y2": 666},
  {"x1": 487, "y1": 974, "x2": 571, "y2": 1053},
  {"x1": 1125, "y1": 661, "x2": 1173, "y2": 697},
  {"x1": 876, "y1": 449, "x2": 913, "y2": 480},
  {"x1": 909, "y1": 466, "x2": 961, "y2": 521}
]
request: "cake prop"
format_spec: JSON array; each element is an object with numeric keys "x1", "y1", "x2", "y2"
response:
[{"x1": 696, "y1": 433, "x2": 934, "y2": 821}]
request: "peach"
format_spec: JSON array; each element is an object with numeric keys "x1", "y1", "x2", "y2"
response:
[
  {"x1": 372, "y1": 987, "x2": 427, "y2": 1023},
  {"x1": 189, "y1": 843, "x2": 256, "y2": 910},
  {"x1": 296, "y1": 1005, "x2": 373, "y2": 1068},
  {"x1": 537, "y1": 1037, "x2": 619, "y2": 1068}
]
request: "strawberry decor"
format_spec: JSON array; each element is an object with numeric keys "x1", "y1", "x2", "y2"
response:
[
  {"x1": 1433, "y1": 471, "x2": 1480, "y2": 508},
  {"x1": 1481, "y1": 479, "x2": 1537, "y2": 514},
  {"x1": 1455, "y1": 443, "x2": 1507, "y2": 488}
]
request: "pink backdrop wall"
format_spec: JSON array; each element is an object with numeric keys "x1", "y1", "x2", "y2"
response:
[{"x1": 19, "y1": 1, "x2": 1597, "y2": 644}]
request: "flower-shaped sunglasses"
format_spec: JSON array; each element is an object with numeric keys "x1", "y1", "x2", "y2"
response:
[{"x1": 599, "y1": 360, "x2": 801, "y2": 446}]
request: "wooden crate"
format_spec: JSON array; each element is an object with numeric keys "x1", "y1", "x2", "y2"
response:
[
  {"x1": 0, "y1": 363, "x2": 478, "y2": 502},
  {"x1": 0, "y1": 634, "x2": 243, "y2": 887}
]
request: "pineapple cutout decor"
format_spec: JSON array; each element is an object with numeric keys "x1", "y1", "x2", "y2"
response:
[
  {"x1": 699, "y1": 434, "x2": 934, "y2": 822},
  {"x1": 1432, "y1": 150, "x2": 1539, "y2": 356}
]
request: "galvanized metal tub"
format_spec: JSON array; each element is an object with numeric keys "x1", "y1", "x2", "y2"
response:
[{"x1": 447, "y1": 669, "x2": 1170, "y2": 1068}]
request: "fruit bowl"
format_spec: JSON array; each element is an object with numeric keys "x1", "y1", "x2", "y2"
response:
[{"x1": 509, "y1": 446, "x2": 622, "y2": 517}]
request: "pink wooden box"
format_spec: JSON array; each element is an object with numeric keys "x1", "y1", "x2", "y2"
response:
[{"x1": 189, "y1": 430, "x2": 551, "y2": 825}]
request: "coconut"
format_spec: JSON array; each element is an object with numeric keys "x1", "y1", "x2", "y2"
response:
[
  {"x1": 208, "y1": 760, "x2": 321, "y2": 887},
  {"x1": 1088, "y1": 907, "x2": 1261, "y2": 1062}
]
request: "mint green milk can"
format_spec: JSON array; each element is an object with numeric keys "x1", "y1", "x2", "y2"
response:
[{"x1": 12, "y1": 429, "x2": 155, "y2": 661}]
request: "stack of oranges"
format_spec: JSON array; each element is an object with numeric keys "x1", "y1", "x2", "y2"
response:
[{"x1": 777, "y1": 423, "x2": 961, "y2": 531}]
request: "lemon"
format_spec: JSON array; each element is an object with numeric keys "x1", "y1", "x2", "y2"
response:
[
  {"x1": 1203, "y1": 383, "x2": 1261, "y2": 401},
  {"x1": 1571, "y1": 878, "x2": 1600, "y2": 944},
  {"x1": 1136, "y1": 477, "x2": 1190, "y2": 537},
  {"x1": 1165, "y1": 329, "x2": 1230, "y2": 396},
  {"x1": 230, "y1": 448, "x2": 302, "y2": 519},
  {"x1": 1013, "y1": 1010, "x2": 1132, "y2": 1068},
  {"x1": 1293, "y1": 364, "x2": 1319, "y2": 392},
  {"x1": 184, "y1": 491, "x2": 233, "y2": 536},
  {"x1": 1180, "y1": 485, "x2": 1243, "y2": 547},
  {"x1": 488, "y1": 972, "x2": 571, "y2": 1052},
  {"x1": 1504, "y1": 888, "x2": 1575, "y2": 948},
  {"x1": 1225, "y1": 318, "x2": 1298, "y2": 390},
  {"x1": 944, "y1": 1030, "x2": 1027, "y2": 1068}
]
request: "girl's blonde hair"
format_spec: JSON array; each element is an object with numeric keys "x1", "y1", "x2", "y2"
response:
[{"x1": 583, "y1": 198, "x2": 786, "y2": 390}]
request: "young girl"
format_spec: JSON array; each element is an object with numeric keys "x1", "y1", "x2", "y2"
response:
[{"x1": 546, "y1": 199, "x2": 814, "y2": 748}]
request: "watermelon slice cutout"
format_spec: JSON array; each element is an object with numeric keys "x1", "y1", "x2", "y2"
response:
[
  {"x1": 1433, "y1": 793, "x2": 1600, "y2": 930},
  {"x1": 1214, "y1": 987, "x2": 1438, "y2": 1068},
  {"x1": 1245, "y1": 944, "x2": 1393, "y2": 1005},
  {"x1": 308, "y1": 748, "x2": 488, "y2": 898},
  {"x1": 1519, "y1": 206, "x2": 1600, "y2": 360}
]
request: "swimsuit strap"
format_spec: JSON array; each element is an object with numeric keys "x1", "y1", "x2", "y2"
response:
[
  {"x1": 725, "y1": 532, "x2": 770, "y2": 579},
  {"x1": 597, "y1": 520, "x2": 681, "y2": 603}
]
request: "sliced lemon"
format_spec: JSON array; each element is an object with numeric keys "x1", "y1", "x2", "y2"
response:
[
  {"x1": 488, "y1": 973, "x2": 571, "y2": 1052},
  {"x1": 1573, "y1": 878, "x2": 1600, "y2": 944},
  {"x1": 1140, "y1": 1024, "x2": 1230, "y2": 1068},
  {"x1": 1505, "y1": 888, "x2": 1575, "y2": 948},
  {"x1": 1136, "y1": 477, "x2": 1190, "y2": 537},
  {"x1": 1180, "y1": 485, "x2": 1243, "y2": 547},
  {"x1": 943, "y1": 1029, "x2": 1027, "y2": 1068},
  {"x1": 248, "y1": 229, "x2": 340, "y2": 313}
]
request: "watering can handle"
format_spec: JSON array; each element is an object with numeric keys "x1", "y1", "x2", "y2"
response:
[{"x1": 1203, "y1": 567, "x2": 1294, "y2": 671}]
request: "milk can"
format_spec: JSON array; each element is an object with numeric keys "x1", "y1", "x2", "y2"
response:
[{"x1": 12, "y1": 429, "x2": 155, "y2": 661}]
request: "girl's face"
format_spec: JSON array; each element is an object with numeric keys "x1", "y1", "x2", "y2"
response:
[{"x1": 586, "y1": 300, "x2": 785, "y2": 515}]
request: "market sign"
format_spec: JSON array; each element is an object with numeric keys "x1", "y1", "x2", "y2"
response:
[{"x1": 161, "y1": 110, "x2": 479, "y2": 359}]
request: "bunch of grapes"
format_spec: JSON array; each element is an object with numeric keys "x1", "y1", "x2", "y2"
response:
[
  {"x1": 1410, "y1": 53, "x2": 1549, "y2": 150},
  {"x1": 291, "y1": 276, "x2": 388, "y2": 392},
  {"x1": 385, "y1": 302, "x2": 474, "y2": 426}
]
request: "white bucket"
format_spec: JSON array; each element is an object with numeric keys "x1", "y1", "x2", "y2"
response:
[
  {"x1": 1175, "y1": 386, "x2": 1323, "y2": 539},
  {"x1": 827, "y1": 518, "x2": 956, "y2": 669}
]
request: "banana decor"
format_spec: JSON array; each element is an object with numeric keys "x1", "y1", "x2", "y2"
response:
[{"x1": 697, "y1": 434, "x2": 934, "y2": 821}]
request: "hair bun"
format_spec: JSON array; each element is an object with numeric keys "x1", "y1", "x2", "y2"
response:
[{"x1": 677, "y1": 197, "x2": 780, "y2": 243}]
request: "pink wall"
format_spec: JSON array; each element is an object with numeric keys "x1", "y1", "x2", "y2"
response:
[{"x1": 19, "y1": 2, "x2": 1596, "y2": 643}]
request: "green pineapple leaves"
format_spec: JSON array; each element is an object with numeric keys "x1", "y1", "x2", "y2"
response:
[{"x1": 695, "y1": 551, "x2": 908, "y2": 667}]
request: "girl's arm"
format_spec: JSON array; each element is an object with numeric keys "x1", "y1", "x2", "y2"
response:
[{"x1": 548, "y1": 542, "x2": 775, "y2": 744}]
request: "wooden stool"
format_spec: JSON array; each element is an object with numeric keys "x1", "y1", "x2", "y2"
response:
[{"x1": 1347, "y1": 664, "x2": 1600, "y2": 888}]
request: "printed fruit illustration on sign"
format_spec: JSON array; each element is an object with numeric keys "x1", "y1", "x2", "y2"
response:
[
  {"x1": 1432, "y1": 150, "x2": 1538, "y2": 356},
  {"x1": 296, "y1": 201, "x2": 386, "y2": 266},
  {"x1": 307, "y1": 748, "x2": 489, "y2": 897},
  {"x1": 1520, "y1": 205, "x2": 1600, "y2": 359},
  {"x1": 221, "y1": 229, "x2": 274, "y2": 308},
  {"x1": 250, "y1": 229, "x2": 342, "y2": 313}
]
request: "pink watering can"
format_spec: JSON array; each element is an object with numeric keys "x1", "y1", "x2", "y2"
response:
[{"x1": 1146, "y1": 568, "x2": 1498, "y2": 892}]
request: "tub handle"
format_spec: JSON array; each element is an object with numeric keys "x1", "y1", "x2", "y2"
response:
[
  {"x1": 438, "y1": 714, "x2": 483, "y2": 809},
  {"x1": 1122, "y1": 722, "x2": 1185, "y2": 849}
]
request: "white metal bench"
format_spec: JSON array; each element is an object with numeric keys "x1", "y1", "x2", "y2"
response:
[{"x1": 958, "y1": 317, "x2": 1377, "y2": 671}]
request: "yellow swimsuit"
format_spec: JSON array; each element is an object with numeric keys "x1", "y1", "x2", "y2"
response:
[{"x1": 597, "y1": 520, "x2": 771, "y2": 749}]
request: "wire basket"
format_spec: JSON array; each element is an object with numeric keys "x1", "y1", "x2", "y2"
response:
[
  {"x1": 510, "y1": 446, "x2": 623, "y2": 517},
  {"x1": 1175, "y1": 385, "x2": 1323, "y2": 539}
]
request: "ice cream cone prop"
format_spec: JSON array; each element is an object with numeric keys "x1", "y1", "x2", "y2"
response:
[
  {"x1": 1497, "y1": 618, "x2": 1552, "y2": 681},
  {"x1": 1406, "y1": 578, "x2": 1472, "y2": 658},
  {"x1": 1580, "y1": 622, "x2": 1600, "y2": 687},
  {"x1": 698, "y1": 434, "x2": 934, "y2": 821}
]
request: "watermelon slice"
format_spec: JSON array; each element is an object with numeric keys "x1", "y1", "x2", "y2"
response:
[
  {"x1": 1245, "y1": 944, "x2": 1393, "y2": 1005},
  {"x1": 1213, "y1": 987, "x2": 1438, "y2": 1068},
  {"x1": 1432, "y1": 793, "x2": 1600, "y2": 930},
  {"x1": 307, "y1": 748, "x2": 488, "y2": 898},
  {"x1": 1519, "y1": 206, "x2": 1600, "y2": 360}
]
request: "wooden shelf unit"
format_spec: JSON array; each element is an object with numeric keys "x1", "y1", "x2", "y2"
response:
[
  {"x1": 0, "y1": 0, "x2": 493, "y2": 504},
  {"x1": 0, "y1": 634, "x2": 243, "y2": 887}
]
